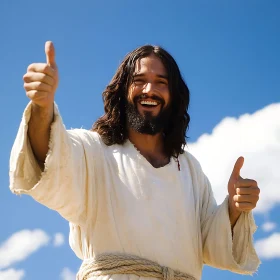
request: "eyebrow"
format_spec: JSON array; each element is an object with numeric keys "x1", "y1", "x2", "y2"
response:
[{"x1": 132, "y1": 73, "x2": 168, "y2": 80}]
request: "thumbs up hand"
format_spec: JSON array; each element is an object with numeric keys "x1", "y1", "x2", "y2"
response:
[
  {"x1": 227, "y1": 157, "x2": 260, "y2": 226},
  {"x1": 23, "y1": 41, "x2": 59, "y2": 109}
]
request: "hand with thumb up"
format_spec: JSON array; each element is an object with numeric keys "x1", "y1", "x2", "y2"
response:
[
  {"x1": 23, "y1": 41, "x2": 58, "y2": 109},
  {"x1": 227, "y1": 157, "x2": 260, "y2": 227}
]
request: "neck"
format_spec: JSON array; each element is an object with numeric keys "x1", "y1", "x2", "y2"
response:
[{"x1": 128, "y1": 128, "x2": 166, "y2": 157}]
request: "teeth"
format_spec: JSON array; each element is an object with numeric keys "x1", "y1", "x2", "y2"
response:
[{"x1": 140, "y1": 100, "x2": 158, "y2": 106}]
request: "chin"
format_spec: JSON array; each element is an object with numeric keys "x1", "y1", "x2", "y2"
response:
[{"x1": 139, "y1": 108, "x2": 160, "y2": 117}]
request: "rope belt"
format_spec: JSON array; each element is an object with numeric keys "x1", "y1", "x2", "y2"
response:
[{"x1": 77, "y1": 253, "x2": 197, "y2": 280}]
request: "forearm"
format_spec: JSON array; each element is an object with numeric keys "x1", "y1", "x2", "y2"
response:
[
  {"x1": 228, "y1": 200, "x2": 242, "y2": 231},
  {"x1": 27, "y1": 102, "x2": 54, "y2": 165}
]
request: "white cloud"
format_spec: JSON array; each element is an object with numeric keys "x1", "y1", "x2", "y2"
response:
[
  {"x1": 60, "y1": 267, "x2": 76, "y2": 280},
  {"x1": 188, "y1": 103, "x2": 280, "y2": 213},
  {"x1": 255, "y1": 232, "x2": 280, "y2": 259},
  {"x1": 0, "y1": 229, "x2": 50, "y2": 269},
  {"x1": 53, "y1": 233, "x2": 65, "y2": 247},
  {"x1": 262, "y1": 222, "x2": 277, "y2": 232},
  {"x1": 0, "y1": 268, "x2": 25, "y2": 280}
]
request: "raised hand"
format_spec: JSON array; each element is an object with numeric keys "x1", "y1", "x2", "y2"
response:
[
  {"x1": 227, "y1": 157, "x2": 260, "y2": 225},
  {"x1": 24, "y1": 41, "x2": 59, "y2": 163},
  {"x1": 23, "y1": 41, "x2": 59, "y2": 109}
]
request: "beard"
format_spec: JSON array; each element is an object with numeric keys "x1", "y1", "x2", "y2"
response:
[{"x1": 125, "y1": 95, "x2": 171, "y2": 135}]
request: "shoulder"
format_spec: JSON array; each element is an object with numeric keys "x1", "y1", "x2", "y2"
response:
[
  {"x1": 180, "y1": 148, "x2": 210, "y2": 186},
  {"x1": 67, "y1": 129, "x2": 104, "y2": 147},
  {"x1": 181, "y1": 148, "x2": 211, "y2": 196},
  {"x1": 181, "y1": 148, "x2": 203, "y2": 174}
]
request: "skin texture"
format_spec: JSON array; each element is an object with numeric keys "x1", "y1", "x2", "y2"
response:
[
  {"x1": 127, "y1": 55, "x2": 170, "y2": 118},
  {"x1": 23, "y1": 41, "x2": 58, "y2": 165},
  {"x1": 22, "y1": 42, "x2": 260, "y2": 227},
  {"x1": 127, "y1": 55, "x2": 171, "y2": 167},
  {"x1": 227, "y1": 156, "x2": 260, "y2": 227}
]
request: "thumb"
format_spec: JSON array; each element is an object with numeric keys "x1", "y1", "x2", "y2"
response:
[
  {"x1": 230, "y1": 156, "x2": 244, "y2": 181},
  {"x1": 45, "y1": 41, "x2": 56, "y2": 68}
]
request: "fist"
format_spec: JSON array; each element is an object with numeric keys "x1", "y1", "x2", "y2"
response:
[
  {"x1": 228, "y1": 157, "x2": 260, "y2": 217},
  {"x1": 23, "y1": 41, "x2": 59, "y2": 109}
]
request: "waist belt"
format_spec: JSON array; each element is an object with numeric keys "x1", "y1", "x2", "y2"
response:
[{"x1": 77, "y1": 253, "x2": 197, "y2": 280}]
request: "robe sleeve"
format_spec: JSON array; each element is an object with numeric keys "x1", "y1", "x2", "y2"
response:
[
  {"x1": 9, "y1": 102, "x2": 93, "y2": 226},
  {"x1": 200, "y1": 173, "x2": 261, "y2": 275}
]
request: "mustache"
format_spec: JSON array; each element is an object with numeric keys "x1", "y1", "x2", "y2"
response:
[{"x1": 133, "y1": 94, "x2": 165, "y2": 104}]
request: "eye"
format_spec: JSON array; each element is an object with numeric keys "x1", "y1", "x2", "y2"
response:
[
  {"x1": 133, "y1": 79, "x2": 145, "y2": 85},
  {"x1": 158, "y1": 80, "x2": 168, "y2": 85}
]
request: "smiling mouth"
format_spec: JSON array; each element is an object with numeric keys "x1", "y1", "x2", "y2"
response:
[{"x1": 138, "y1": 100, "x2": 160, "y2": 108}]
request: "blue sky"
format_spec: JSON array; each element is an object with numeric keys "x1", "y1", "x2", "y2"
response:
[{"x1": 0, "y1": 1, "x2": 279, "y2": 279}]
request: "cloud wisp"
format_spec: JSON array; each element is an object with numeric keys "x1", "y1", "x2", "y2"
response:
[
  {"x1": 53, "y1": 233, "x2": 65, "y2": 247},
  {"x1": 255, "y1": 232, "x2": 280, "y2": 259},
  {"x1": 60, "y1": 267, "x2": 76, "y2": 280},
  {"x1": 0, "y1": 229, "x2": 50, "y2": 269},
  {"x1": 261, "y1": 222, "x2": 277, "y2": 232},
  {"x1": 188, "y1": 103, "x2": 280, "y2": 214},
  {"x1": 0, "y1": 268, "x2": 25, "y2": 280}
]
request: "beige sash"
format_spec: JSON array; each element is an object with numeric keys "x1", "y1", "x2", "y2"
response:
[{"x1": 77, "y1": 253, "x2": 197, "y2": 280}]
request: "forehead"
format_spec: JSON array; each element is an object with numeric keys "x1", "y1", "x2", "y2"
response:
[{"x1": 133, "y1": 54, "x2": 167, "y2": 75}]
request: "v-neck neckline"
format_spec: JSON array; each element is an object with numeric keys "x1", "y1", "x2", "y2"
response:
[{"x1": 126, "y1": 139, "x2": 173, "y2": 170}]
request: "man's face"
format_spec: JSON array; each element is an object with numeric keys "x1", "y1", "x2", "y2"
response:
[{"x1": 126, "y1": 54, "x2": 171, "y2": 135}]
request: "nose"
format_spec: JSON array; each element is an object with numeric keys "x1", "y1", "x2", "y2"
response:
[{"x1": 142, "y1": 82, "x2": 154, "y2": 95}]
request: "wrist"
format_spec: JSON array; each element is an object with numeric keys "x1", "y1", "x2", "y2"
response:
[
  {"x1": 31, "y1": 102, "x2": 54, "y2": 119},
  {"x1": 228, "y1": 199, "x2": 241, "y2": 227}
]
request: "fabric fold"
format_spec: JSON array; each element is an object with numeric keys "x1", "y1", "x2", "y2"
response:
[
  {"x1": 9, "y1": 102, "x2": 89, "y2": 226},
  {"x1": 202, "y1": 193, "x2": 260, "y2": 274}
]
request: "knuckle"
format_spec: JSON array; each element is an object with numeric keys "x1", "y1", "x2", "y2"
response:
[
  {"x1": 27, "y1": 63, "x2": 35, "y2": 72},
  {"x1": 23, "y1": 72, "x2": 33, "y2": 82},
  {"x1": 23, "y1": 75, "x2": 29, "y2": 82},
  {"x1": 24, "y1": 82, "x2": 34, "y2": 90},
  {"x1": 233, "y1": 195, "x2": 240, "y2": 202},
  {"x1": 251, "y1": 179, "x2": 258, "y2": 186},
  {"x1": 26, "y1": 90, "x2": 35, "y2": 98}
]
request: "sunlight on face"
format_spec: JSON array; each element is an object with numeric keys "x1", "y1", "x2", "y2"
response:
[{"x1": 127, "y1": 54, "x2": 170, "y2": 117}]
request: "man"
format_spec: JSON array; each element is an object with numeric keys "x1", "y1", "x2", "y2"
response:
[{"x1": 10, "y1": 41, "x2": 260, "y2": 280}]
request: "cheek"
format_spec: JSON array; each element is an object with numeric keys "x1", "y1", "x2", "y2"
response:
[{"x1": 128, "y1": 85, "x2": 141, "y2": 103}]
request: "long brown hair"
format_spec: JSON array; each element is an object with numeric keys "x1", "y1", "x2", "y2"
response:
[{"x1": 92, "y1": 45, "x2": 190, "y2": 158}]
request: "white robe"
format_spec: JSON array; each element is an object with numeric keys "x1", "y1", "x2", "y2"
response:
[{"x1": 9, "y1": 103, "x2": 260, "y2": 280}]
